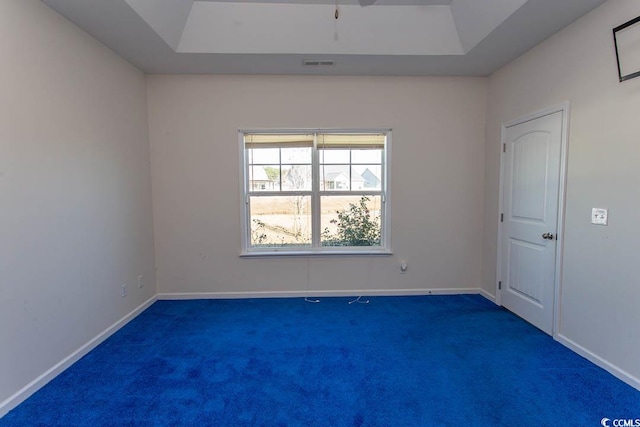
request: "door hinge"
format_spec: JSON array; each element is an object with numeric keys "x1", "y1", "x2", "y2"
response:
[
  {"x1": 498, "y1": 281, "x2": 502, "y2": 290},
  {"x1": 500, "y1": 213, "x2": 504, "y2": 222},
  {"x1": 503, "y1": 143, "x2": 506, "y2": 153}
]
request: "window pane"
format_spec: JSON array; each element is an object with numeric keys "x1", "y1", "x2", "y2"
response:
[
  {"x1": 351, "y1": 167, "x2": 365, "y2": 190},
  {"x1": 351, "y1": 149, "x2": 382, "y2": 164},
  {"x1": 281, "y1": 147, "x2": 312, "y2": 164},
  {"x1": 281, "y1": 165, "x2": 312, "y2": 191},
  {"x1": 320, "y1": 149, "x2": 350, "y2": 164},
  {"x1": 248, "y1": 147, "x2": 279, "y2": 164},
  {"x1": 353, "y1": 165, "x2": 382, "y2": 190},
  {"x1": 250, "y1": 196, "x2": 312, "y2": 247},
  {"x1": 320, "y1": 165, "x2": 350, "y2": 191},
  {"x1": 249, "y1": 165, "x2": 280, "y2": 191},
  {"x1": 320, "y1": 195, "x2": 382, "y2": 247}
]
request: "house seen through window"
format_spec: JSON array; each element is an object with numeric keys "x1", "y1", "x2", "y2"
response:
[{"x1": 240, "y1": 131, "x2": 390, "y2": 255}]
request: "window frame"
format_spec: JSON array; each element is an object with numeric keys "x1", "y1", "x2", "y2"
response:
[{"x1": 239, "y1": 129, "x2": 392, "y2": 257}]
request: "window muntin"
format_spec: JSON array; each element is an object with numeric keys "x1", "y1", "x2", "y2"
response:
[{"x1": 241, "y1": 131, "x2": 389, "y2": 254}]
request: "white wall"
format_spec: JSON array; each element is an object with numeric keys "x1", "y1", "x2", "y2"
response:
[
  {"x1": 482, "y1": 0, "x2": 640, "y2": 385},
  {"x1": 147, "y1": 75, "x2": 486, "y2": 297},
  {"x1": 0, "y1": 0, "x2": 156, "y2": 411}
]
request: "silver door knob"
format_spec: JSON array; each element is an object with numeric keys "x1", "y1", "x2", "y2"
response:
[{"x1": 542, "y1": 232, "x2": 554, "y2": 240}]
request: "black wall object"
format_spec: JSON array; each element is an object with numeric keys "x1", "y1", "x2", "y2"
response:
[{"x1": 613, "y1": 15, "x2": 640, "y2": 82}]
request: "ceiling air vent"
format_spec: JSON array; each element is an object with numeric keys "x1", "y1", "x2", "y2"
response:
[{"x1": 303, "y1": 59, "x2": 335, "y2": 67}]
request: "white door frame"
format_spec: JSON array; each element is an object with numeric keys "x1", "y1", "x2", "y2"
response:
[{"x1": 496, "y1": 102, "x2": 570, "y2": 338}]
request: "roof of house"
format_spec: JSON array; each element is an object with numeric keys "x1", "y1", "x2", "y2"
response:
[{"x1": 322, "y1": 166, "x2": 365, "y2": 182}]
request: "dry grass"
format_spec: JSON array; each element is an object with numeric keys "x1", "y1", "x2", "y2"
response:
[
  {"x1": 250, "y1": 195, "x2": 381, "y2": 246},
  {"x1": 250, "y1": 195, "x2": 381, "y2": 215}
]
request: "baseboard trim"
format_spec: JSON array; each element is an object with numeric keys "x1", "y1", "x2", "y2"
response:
[
  {"x1": 555, "y1": 333, "x2": 640, "y2": 392},
  {"x1": 0, "y1": 295, "x2": 157, "y2": 418},
  {"x1": 157, "y1": 288, "x2": 482, "y2": 300},
  {"x1": 479, "y1": 289, "x2": 497, "y2": 304}
]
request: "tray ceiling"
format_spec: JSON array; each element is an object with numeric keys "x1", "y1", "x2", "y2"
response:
[{"x1": 40, "y1": 0, "x2": 606, "y2": 75}]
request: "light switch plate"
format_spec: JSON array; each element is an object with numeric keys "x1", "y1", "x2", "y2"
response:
[{"x1": 591, "y1": 208, "x2": 608, "y2": 226}]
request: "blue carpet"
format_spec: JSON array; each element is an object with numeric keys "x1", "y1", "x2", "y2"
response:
[{"x1": 2, "y1": 295, "x2": 639, "y2": 426}]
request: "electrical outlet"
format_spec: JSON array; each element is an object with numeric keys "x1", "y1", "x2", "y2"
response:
[
  {"x1": 591, "y1": 208, "x2": 608, "y2": 226},
  {"x1": 400, "y1": 262, "x2": 408, "y2": 273},
  {"x1": 137, "y1": 275, "x2": 144, "y2": 288},
  {"x1": 121, "y1": 284, "x2": 127, "y2": 297}
]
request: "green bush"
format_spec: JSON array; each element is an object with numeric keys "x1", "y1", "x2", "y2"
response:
[{"x1": 322, "y1": 196, "x2": 381, "y2": 246}]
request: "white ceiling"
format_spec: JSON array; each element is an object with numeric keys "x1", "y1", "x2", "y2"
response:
[
  {"x1": 200, "y1": 1, "x2": 453, "y2": 4},
  {"x1": 39, "y1": 0, "x2": 606, "y2": 76}
]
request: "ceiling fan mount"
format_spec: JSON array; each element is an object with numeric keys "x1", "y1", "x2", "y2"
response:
[{"x1": 335, "y1": 0, "x2": 378, "y2": 19}]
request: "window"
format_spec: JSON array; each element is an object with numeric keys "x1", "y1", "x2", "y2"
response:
[{"x1": 240, "y1": 130, "x2": 391, "y2": 255}]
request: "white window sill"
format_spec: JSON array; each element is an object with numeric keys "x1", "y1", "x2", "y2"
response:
[{"x1": 239, "y1": 249, "x2": 393, "y2": 258}]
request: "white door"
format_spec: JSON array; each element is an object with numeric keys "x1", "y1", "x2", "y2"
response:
[{"x1": 500, "y1": 110, "x2": 563, "y2": 335}]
